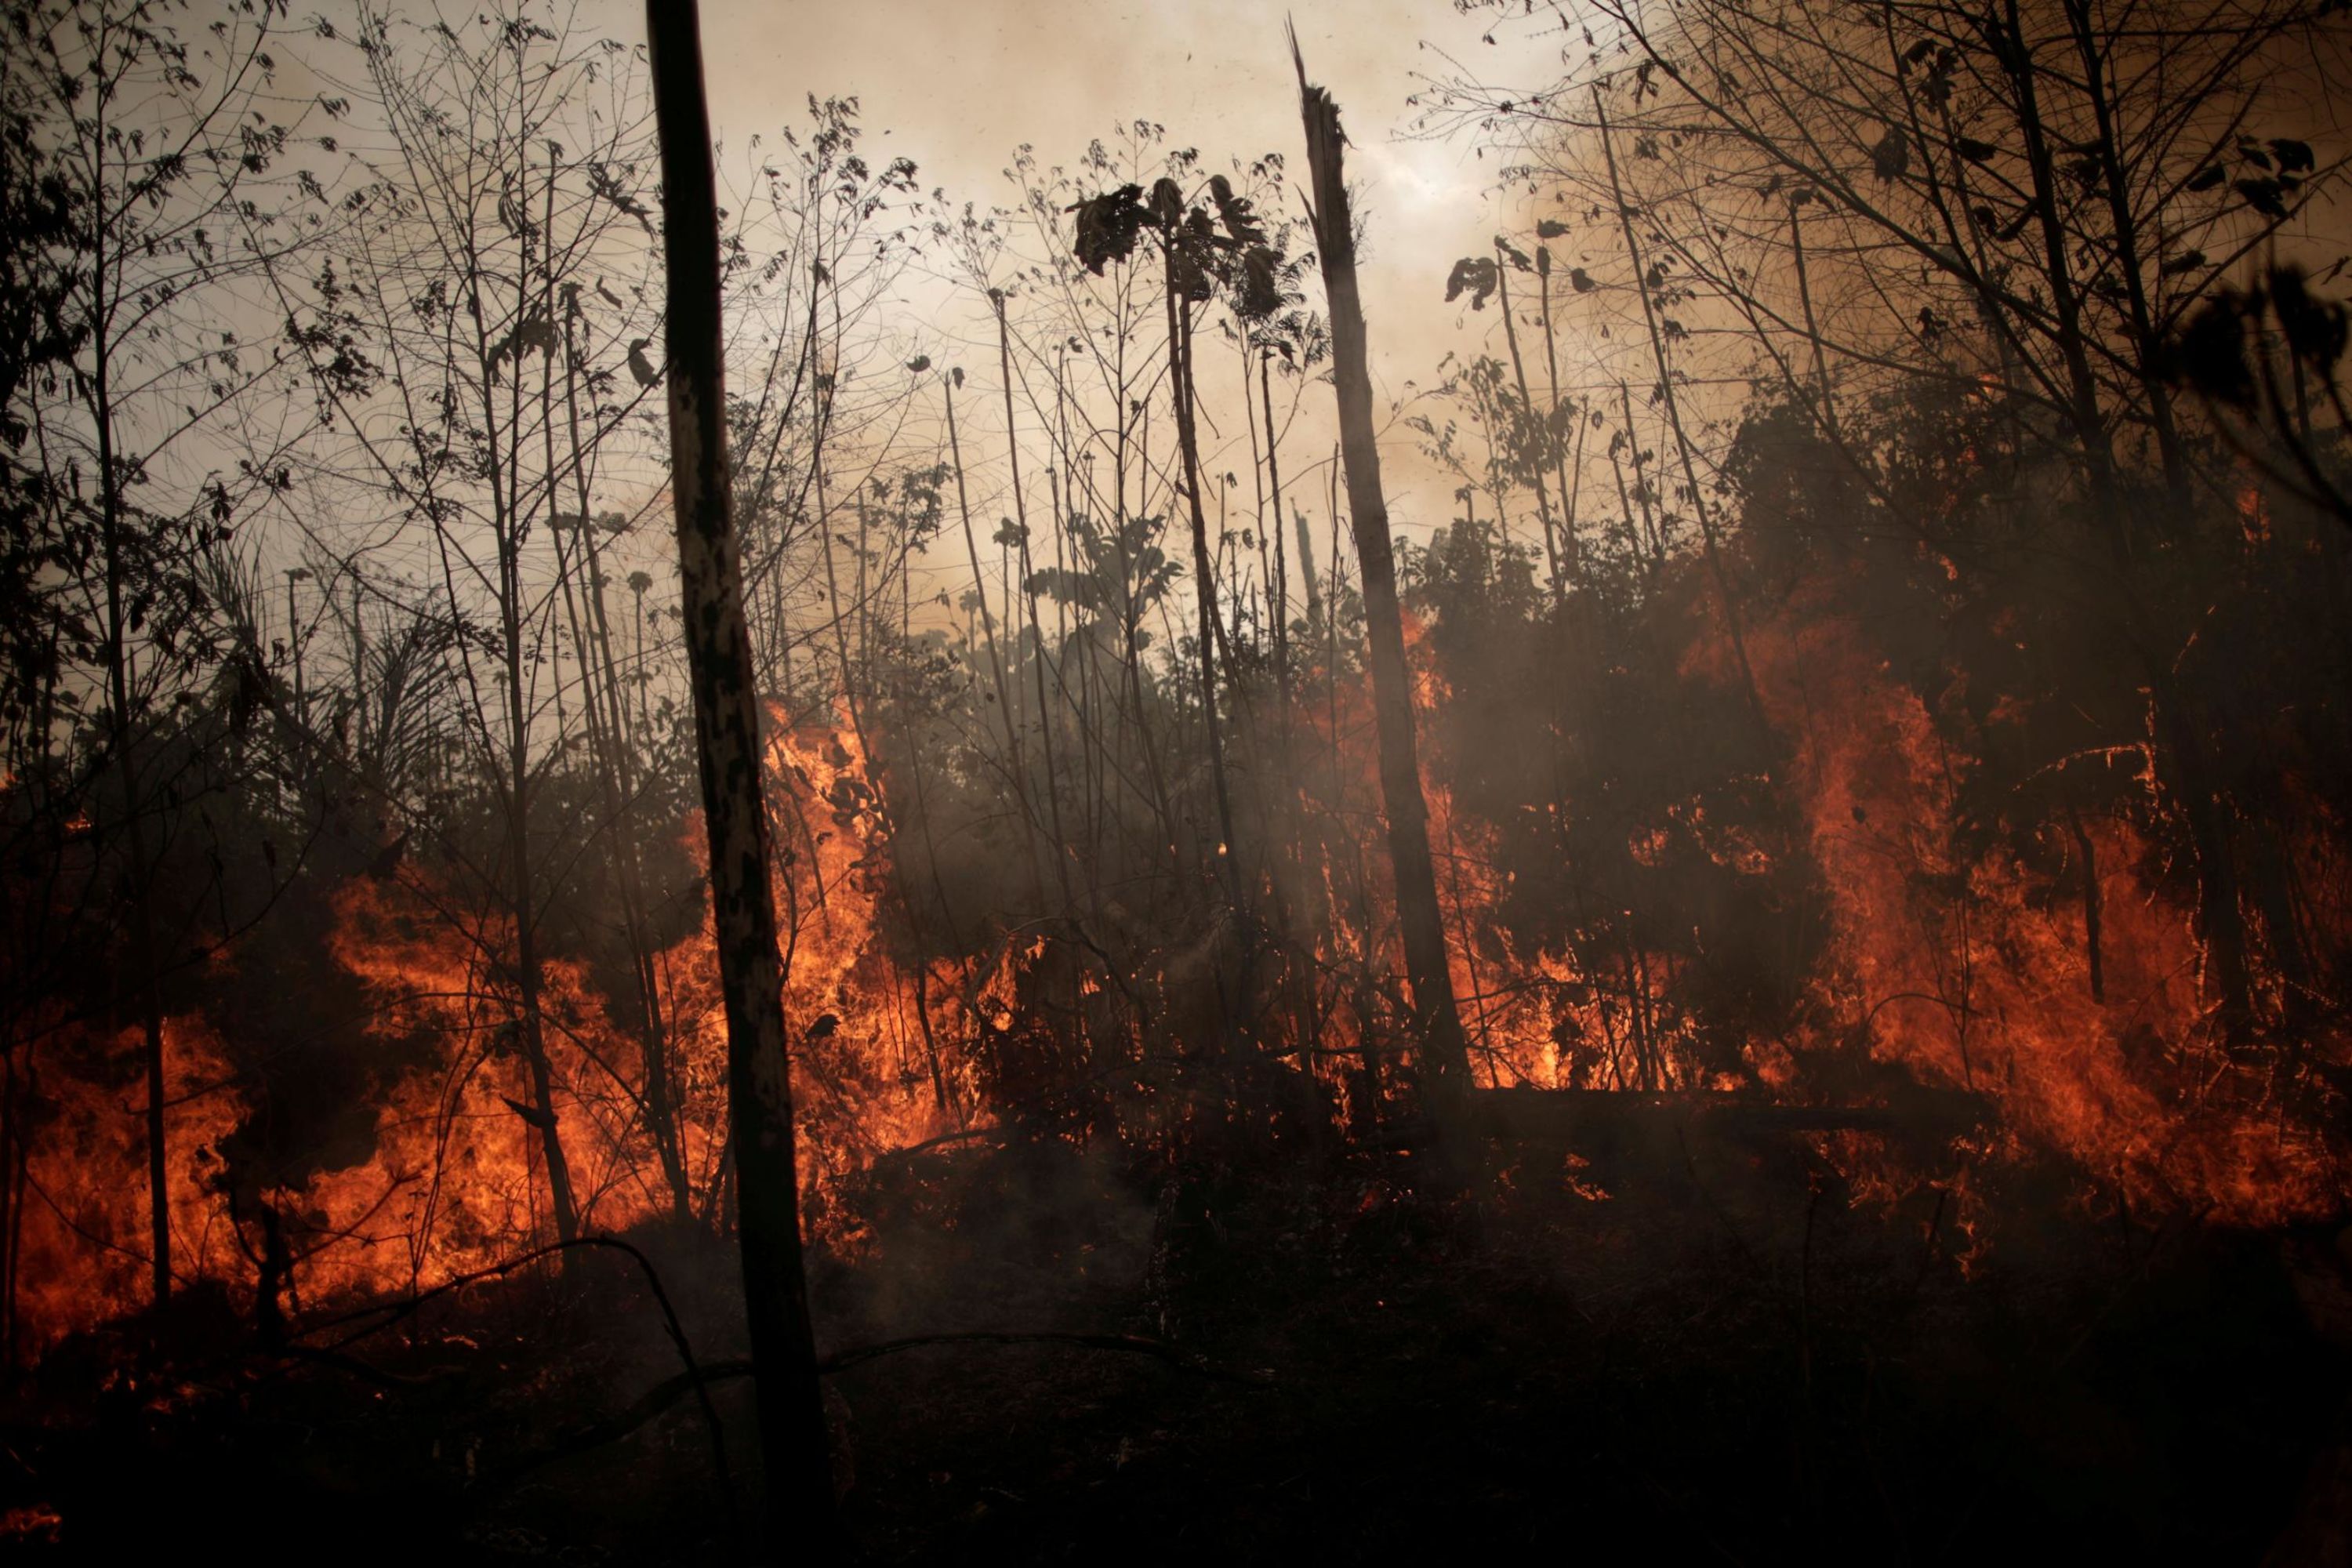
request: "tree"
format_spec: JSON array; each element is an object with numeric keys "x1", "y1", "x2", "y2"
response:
[
  {"x1": 9, "y1": 0, "x2": 320, "y2": 1308},
  {"x1": 645, "y1": 0, "x2": 836, "y2": 1549},
  {"x1": 281, "y1": 2, "x2": 684, "y2": 1240},
  {"x1": 1293, "y1": 38, "x2": 1475, "y2": 1132},
  {"x1": 1426, "y1": 0, "x2": 2352, "y2": 1040}
]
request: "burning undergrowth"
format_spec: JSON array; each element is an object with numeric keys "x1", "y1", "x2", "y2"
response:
[{"x1": 8, "y1": 443, "x2": 2350, "y2": 1374}]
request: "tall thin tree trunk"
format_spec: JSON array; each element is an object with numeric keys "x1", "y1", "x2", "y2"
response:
[
  {"x1": 1492, "y1": 249, "x2": 1564, "y2": 603},
  {"x1": 1534, "y1": 249, "x2": 1582, "y2": 599},
  {"x1": 97, "y1": 382, "x2": 172, "y2": 1308},
  {"x1": 1164, "y1": 256, "x2": 1242, "y2": 895},
  {"x1": 1615, "y1": 380, "x2": 1661, "y2": 572},
  {"x1": 557, "y1": 273, "x2": 689, "y2": 1220},
  {"x1": 83, "y1": 118, "x2": 174, "y2": 1304},
  {"x1": 1294, "y1": 42, "x2": 1475, "y2": 1131},
  {"x1": 1261, "y1": 352, "x2": 1294, "y2": 710},
  {"x1": 498, "y1": 506, "x2": 579, "y2": 1247},
  {"x1": 1595, "y1": 86, "x2": 1766, "y2": 739},
  {"x1": 946, "y1": 368, "x2": 1048, "y2": 906},
  {"x1": 1788, "y1": 201, "x2": 1837, "y2": 437},
  {"x1": 2002, "y1": 0, "x2": 2250, "y2": 1029},
  {"x1": 646, "y1": 3, "x2": 835, "y2": 1548},
  {"x1": 999, "y1": 292, "x2": 1074, "y2": 909}
]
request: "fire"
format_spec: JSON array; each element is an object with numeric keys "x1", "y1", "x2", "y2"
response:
[
  {"x1": 2, "y1": 706, "x2": 992, "y2": 1358},
  {"x1": 5, "y1": 565, "x2": 2347, "y2": 1365},
  {"x1": 13, "y1": 1018, "x2": 246, "y2": 1354},
  {"x1": 1738, "y1": 577, "x2": 2348, "y2": 1225}
]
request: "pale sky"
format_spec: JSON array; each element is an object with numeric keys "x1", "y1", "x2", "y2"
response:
[
  {"x1": 694, "y1": 0, "x2": 1563, "y2": 524},
  {"x1": 699, "y1": 0, "x2": 1530, "y2": 304}
]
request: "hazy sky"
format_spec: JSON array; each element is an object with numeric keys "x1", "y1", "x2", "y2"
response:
[
  {"x1": 698, "y1": 1, "x2": 1535, "y2": 275},
  {"x1": 693, "y1": 0, "x2": 1563, "y2": 522}
]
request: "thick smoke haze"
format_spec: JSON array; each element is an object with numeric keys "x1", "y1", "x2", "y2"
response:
[{"x1": 9, "y1": 0, "x2": 2352, "y2": 1559}]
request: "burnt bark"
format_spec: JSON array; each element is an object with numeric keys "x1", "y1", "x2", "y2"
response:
[
  {"x1": 2066, "y1": 798, "x2": 2107, "y2": 1006},
  {"x1": 645, "y1": 2, "x2": 835, "y2": 1550},
  {"x1": 1293, "y1": 42, "x2": 1475, "y2": 1129}
]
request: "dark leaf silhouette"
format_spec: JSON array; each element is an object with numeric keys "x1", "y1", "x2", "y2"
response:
[
  {"x1": 2272, "y1": 265, "x2": 2349, "y2": 372},
  {"x1": 626, "y1": 337, "x2": 659, "y2": 387},
  {"x1": 1207, "y1": 173, "x2": 1266, "y2": 246},
  {"x1": 1238, "y1": 245, "x2": 1283, "y2": 320},
  {"x1": 2160, "y1": 294, "x2": 2255, "y2": 406},
  {"x1": 1070, "y1": 183, "x2": 1150, "y2": 274},
  {"x1": 2236, "y1": 176, "x2": 2291, "y2": 218},
  {"x1": 1445, "y1": 256, "x2": 1499, "y2": 309},
  {"x1": 1148, "y1": 176, "x2": 1185, "y2": 227},
  {"x1": 1871, "y1": 125, "x2": 1909, "y2": 183}
]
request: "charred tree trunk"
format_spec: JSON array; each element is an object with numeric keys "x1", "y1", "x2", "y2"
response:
[
  {"x1": 2066, "y1": 797, "x2": 2107, "y2": 1006},
  {"x1": 1294, "y1": 42, "x2": 1475, "y2": 1130},
  {"x1": 646, "y1": 2, "x2": 835, "y2": 1549}
]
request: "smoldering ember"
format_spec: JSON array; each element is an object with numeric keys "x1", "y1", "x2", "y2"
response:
[{"x1": 7, "y1": 0, "x2": 2352, "y2": 1559}]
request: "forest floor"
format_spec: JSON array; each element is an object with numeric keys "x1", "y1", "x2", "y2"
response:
[{"x1": 7, "y1": 1113, "x2": 2351, "y2": 1565}]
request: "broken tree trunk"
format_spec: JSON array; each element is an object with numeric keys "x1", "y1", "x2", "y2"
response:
[
  {"x1": 645, "y1": 2, "x2": 835, "y2": 1552},
  {"x1": 1293, "y1": 39, "x2": 1475, "y2": 1133}
]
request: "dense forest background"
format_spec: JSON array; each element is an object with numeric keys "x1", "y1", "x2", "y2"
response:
[{"x1": 6, "y1": 0, "x2": 2352, "y2": 1556}]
